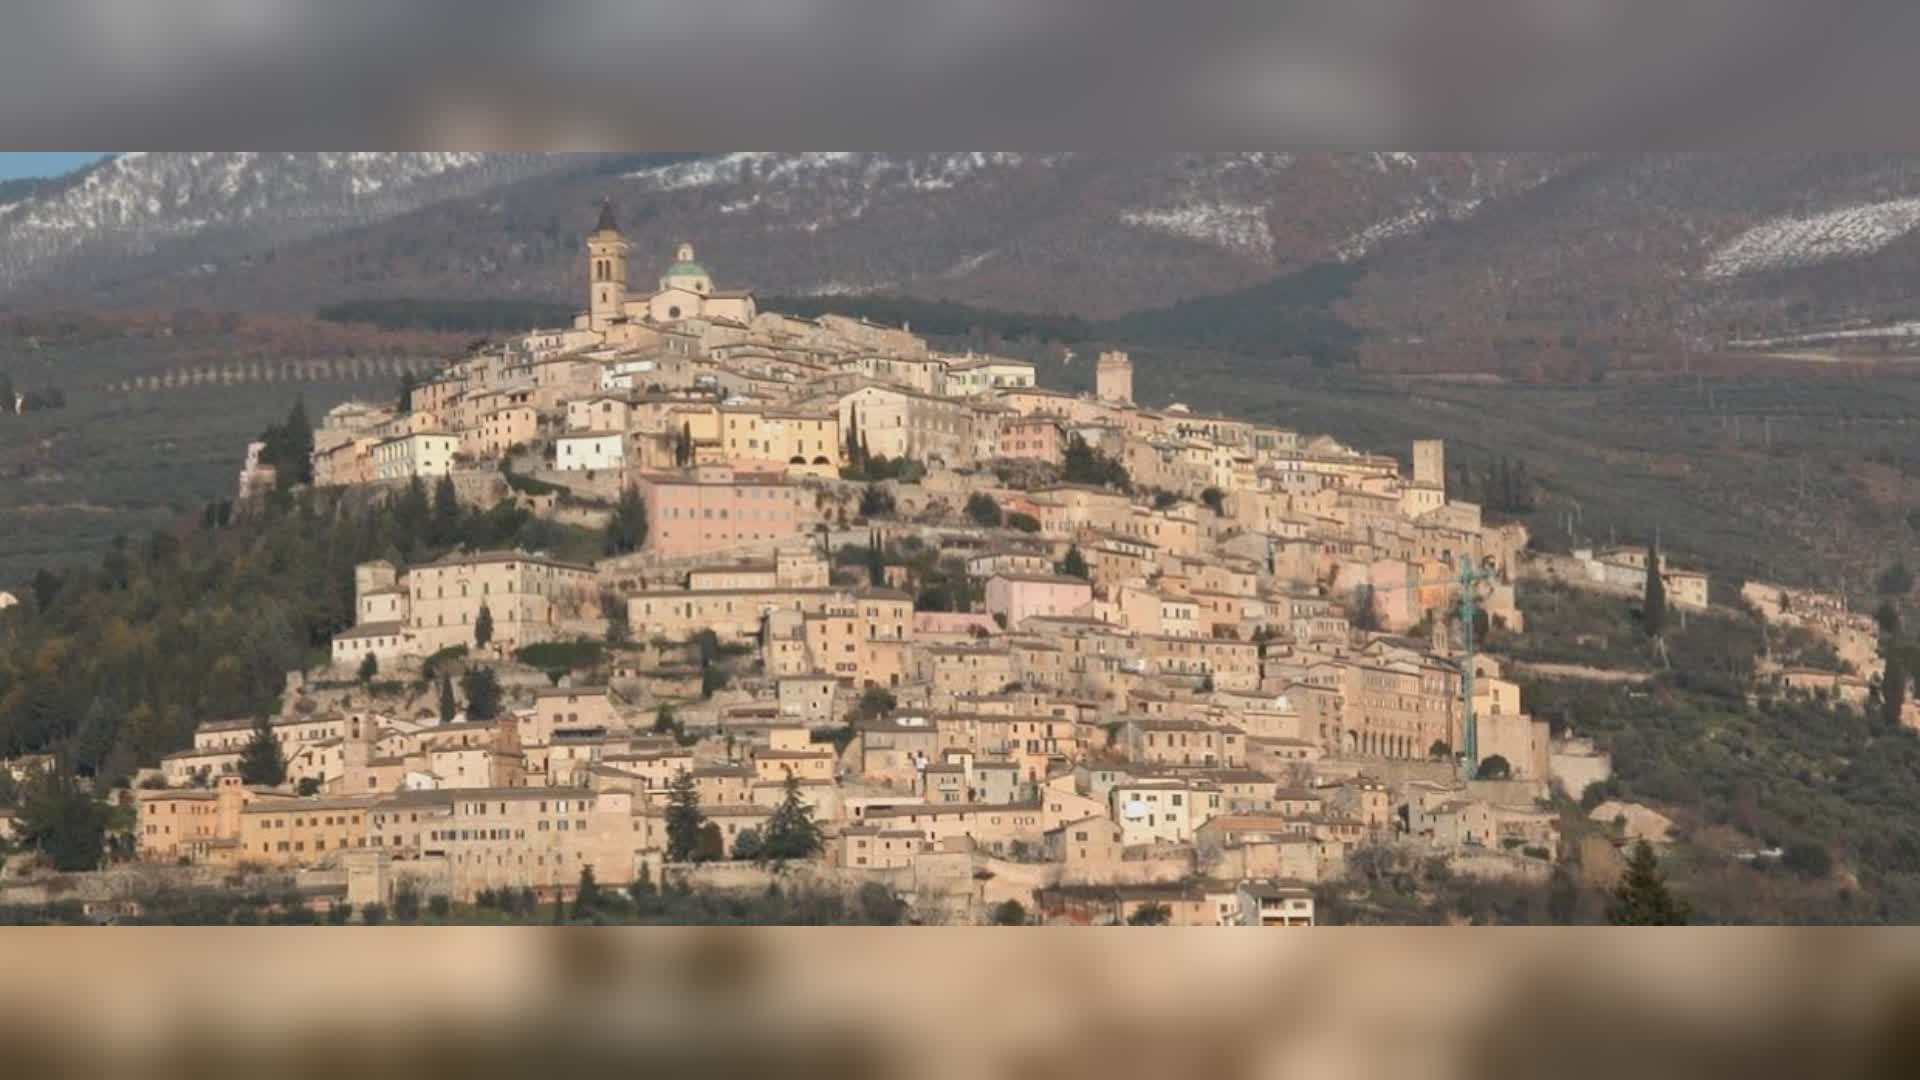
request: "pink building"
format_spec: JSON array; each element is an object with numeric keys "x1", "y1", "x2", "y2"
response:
[
  {"x1": 986, "y1": 573, "x2": 1093, "y2": 630},
  {"x1": 636, "y1": 465, "x2": 812, "y2": 557},
  {"x1": 998, "y1": 417, "x2": 1065, "y2": 463}
]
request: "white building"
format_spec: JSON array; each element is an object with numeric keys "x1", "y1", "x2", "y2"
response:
[
  {"x1": 371, "y1": 432, "x2": 458, "y2": 481},
  {"x1": 555, "y1": 431, "x2": 626, "y2": 472}
]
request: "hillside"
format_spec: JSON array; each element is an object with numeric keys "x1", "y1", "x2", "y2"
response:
[{"x1": 15, "y1": 153, "x2": 1920, "y2": 362}]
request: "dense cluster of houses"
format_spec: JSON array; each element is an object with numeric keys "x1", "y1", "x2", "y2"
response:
[{"x1": 176, "y1": 205, "x2": 1619, "y2": 924}]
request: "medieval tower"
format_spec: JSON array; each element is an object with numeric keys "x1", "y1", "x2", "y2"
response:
[{"x1": 586, "y1": 200, "x2": 629, "y2": 331}]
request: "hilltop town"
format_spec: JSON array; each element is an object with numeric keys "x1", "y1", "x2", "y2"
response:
[{"x1": 90, "y1": 203, "x2": 1902, "y2": 926}]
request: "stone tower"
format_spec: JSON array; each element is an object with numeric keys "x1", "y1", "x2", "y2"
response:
[
  {"x1": 1413, "y1": 439, "x2": 1446, "y2": 493},
  {"x1": 354, "y1": 560, "x2": 397, "y2": 621},
  {"x1": 1096, "y1": 350, "x2": 1134, "y2": 405},
  {"x1": 586, "y1": 199, "x2": 629, "y2": 331}
]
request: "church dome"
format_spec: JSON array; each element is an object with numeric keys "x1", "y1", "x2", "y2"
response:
[{"x1": 663, "y1": 242, "x2": 709, "y2": 286}]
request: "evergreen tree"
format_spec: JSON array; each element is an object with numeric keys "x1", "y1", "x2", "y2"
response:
[
  {"x1": 654, "y1": 704, "x2": 679, "y2": 736},
  {"x1": 357, "y1": 652, "x2": 379, "y2": 685},
  {"x1": 859, "y1": 484, "x2": 895, "y2": 518},
  {"x1": 965, "y1": 492, "x2": 1003, "y2": 527},
  {"x1": 430, "y1": 473, "x2": 462, "y2": 548},
  {"x1": 394, "y1": 478, "x2": 431, "y2": 552},
  {"x1": 1059, "y1": 545, "x2": 1089, "y2": 580},
  {"x1": 437, "y1": 673, "x2": 458, "y2": 723},
  {"x1": 1127, "y1": 902, "x2": 1172, "y2": 926},
  {"x1": 606, "y1": 486, "x2": 648, "y2": 555},
  {"x1": 1876, "y1": 600, "x2": 1902, "y2": 637},
  {"x1": 238, "y1": 715, "x2": 286, "y2": 786},
  {"x1": 13, "y1": 767, "x2": 112, "y2": 872},
  {"x1": 760, "y1": 774, "x2": 824, "y2": 864},
  {"x1": 473, "y1": 603, "x2": 494, "y2": 649},
  {"x1": 693, "y1": 821, "x2": 726, "y2": 862},
  {"x1": 603, "y1": 590, "x2": 630, "y2": 643},
  {"x1": 460, "y1": 666, "x2": 502, "y2": 722},
  {"x1": 573, "y1": 865, "x2": 603, "y2": 920},
  {"x1": 731, "y1": 827, "x2": 766, "y2": 862},
  {"x1": 665, "y1": 769, "x2": 707, "y2": 862},
  {"x1": 1881, "y1": 645, "x2": 1909, "y2": 728},
  {"x1": 1547, "y1": 865, "x2": 1579, "y2": 925},
  {"x1": 397, "y1": 371, "x2": 418, "y2": 413},
  {"x1": 1643, "y1": 544, "x2": 1668, "y2": 643},
  {"x1": 1606, "y1": 840, "x2": 1690, "y2": 925},
  {"x1": 866, "y1": 528, "x2": 887, "y2": 587},
  {"x1": 30, "y1": 568, "x2": 59, "y2": 612}
]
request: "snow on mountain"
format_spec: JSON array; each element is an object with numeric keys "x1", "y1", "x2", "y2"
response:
[
  {"x1": 0, "y1": 152, "x2": 555, "y2": 297},
  {"x1": 1121, "y1": 202, "x2": 1275, "y2": 262},
  {"x1": 1704, "y1": 195, "x2": 1920, "y2": 279},
  {"x1": 631, "y1": 152, "x2": 1049, "y2": 195}
]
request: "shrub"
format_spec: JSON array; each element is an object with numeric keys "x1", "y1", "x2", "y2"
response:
[
  {"x1": 989, "y1": 899, "x2": 1028, "y2": 925},
  {"x1": 360, "y1": 903, "x2": 388, "y2": 925}
]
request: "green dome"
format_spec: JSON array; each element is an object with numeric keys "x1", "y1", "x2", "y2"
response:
[{"x1": 665, "y1": 260, "x2": 708, "y2": 280}]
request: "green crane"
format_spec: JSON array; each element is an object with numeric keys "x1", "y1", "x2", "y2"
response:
[
  {"x1": 1449, "y1": 554, "x2": 1502, "y2": 779},
  {"x1": 1358, "y1": 553, "x2": 1502, "y2": 780}
]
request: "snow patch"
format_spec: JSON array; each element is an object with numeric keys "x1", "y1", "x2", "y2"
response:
[
  {"x1": 1705, "y1": 196, "x2": 1920, "y2": 279},
  {"x1": 799, "y1": 279, "x2": 890, "y2": 297},
  {"x1": 1121, "y1": 202, "x2": 1274, "y2": 261}
]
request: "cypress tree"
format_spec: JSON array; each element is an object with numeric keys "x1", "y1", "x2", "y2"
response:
[
  {"x1": 866, "y1": 528, "x2": 886, "y2": 587},
  {"x1": 437, "y1": 673, "x2": 458, "y2": 723},
  {"x1": 430, "y1": 473, "x2": 462, "y2": 548},
  {"x1": 665, "y1": 769, "x2": 706, "y2": 862},
  {"x1": 1606, "y1": 840, "x2": 1690, "y2": 925},
  {"x1": 474, "y1": 603, "x2": 494, "y2": 649},
  {"x1": 1882, "y1": 645, "x2": 1909, "y2": 728}
]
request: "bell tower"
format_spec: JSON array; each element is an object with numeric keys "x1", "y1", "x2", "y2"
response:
[{"x1": 586, "y1": 199, "x2": 629, "y2": 331}]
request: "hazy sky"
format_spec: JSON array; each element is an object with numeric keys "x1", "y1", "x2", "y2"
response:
[{"x1": 0, "y1": 152, "x2": 110, "y2": 181}]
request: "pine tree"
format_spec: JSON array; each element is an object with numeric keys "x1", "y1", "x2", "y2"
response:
[
  {"x1": 357, "y1": 652, "x2": 379, "y2": 685},
  {"x1": 437, "y1": 673, "x2": 458, "y2": 723},
  {"x1": 1881, "y1": 644, "x2": 1909, "y2": 728},
  {"x1": 238, "y1": 715, "x2": 286, "y2": 786},
  {"x1": 1606, "y1": 840, "x2": 1690, "y2": 925},
  {"x1": 1059, "y1": 545, "x2": 1089, "y2": 579},
  {"x1": 474, "y1": 603, "x2": 494, "y2": 649},
  {"x1": 665, "y1": 769, "x2": 707, "y2": 862},
  {"x1": 760, "y1": 774, "x2": 824, "y2": 864}
]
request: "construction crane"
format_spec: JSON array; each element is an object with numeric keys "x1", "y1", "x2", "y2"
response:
[{"x1": 1358, "y1": 554, "x2": 1503, "y2": 781}]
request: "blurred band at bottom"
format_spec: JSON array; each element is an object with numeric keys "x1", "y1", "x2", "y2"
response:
[{"x1": 0, "y1": 930, "x2": 1913, "y2": 1080}]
